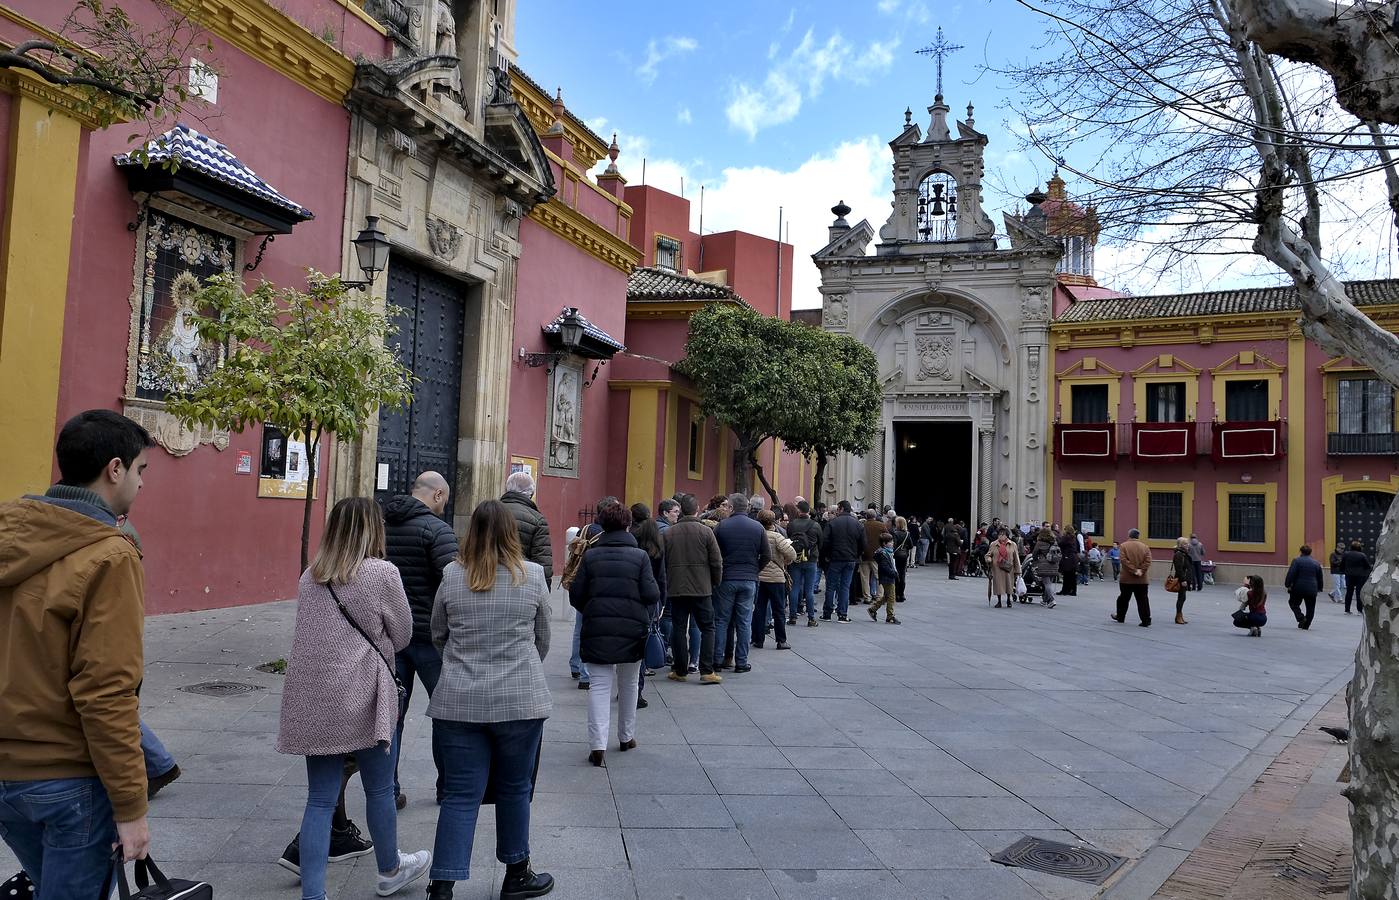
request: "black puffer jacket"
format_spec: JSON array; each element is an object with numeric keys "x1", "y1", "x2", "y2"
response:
[
  {"x1": 501, "y1": 490, "x2": 554, "y2": 584},
  {"x1": 1057, "y1": 532, "x2": 1081, "y2": 574},
  {"x1": 823, "y1": 513, "x2": 867, "y2": 563},
  {"x1": 381, "y1": 494, "x2": 458, "y2": 643},
  {"x1": 568, "y1": 529, "x2": 660, "y2": 665},
  {"x1": 1343, "y1": 549, "x2": 1372, "y2": 581}
]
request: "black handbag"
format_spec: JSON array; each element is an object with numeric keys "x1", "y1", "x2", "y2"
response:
[
  {"x1": 327, "y1": 582, "x2": 407, "y2": 707},
  {"x1": 111, "y1": 853, "x2": 212, "y2": 899}
]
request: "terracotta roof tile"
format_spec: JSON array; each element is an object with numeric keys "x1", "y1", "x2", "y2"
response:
[
  {"x1": 1055, "y1": 278, "x2": 1399, "y2": 323},
  {"x1": 627, "y1": 266, "x2": 741, "y2": 303}
]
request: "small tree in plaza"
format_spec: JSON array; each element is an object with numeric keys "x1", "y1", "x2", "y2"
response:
[
  {"x1": 779, "y1": 325, "x2": 882, "y2": 503},
  {"x1": 1003, "y1": 0, "x2": 1399, "y2": 890},
  {"x1": 164, "y1": 271, "x2": 415, "y2": 573}
]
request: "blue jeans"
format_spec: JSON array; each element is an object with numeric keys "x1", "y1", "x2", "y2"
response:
[
  {"x1": 712, "y1": 581, "x2": 756, "y2": 669},
  {"x1": 394, "y1": 640, "x2": 445, "y2": 797},
  {"x1": 430, "y1": 718, "x2": 544, "y2": 881},
  {"x1": 571, "y1": 609, "x2": 590, "y2": 681},
  {"x1": 824, "y1": 560, "x2": 856, "y2": 617},
  {"x1": 140, "y1": 720, "x2": 176, "y2": 778},
  {"x1": 301, "y1": 741, "x2": 400, "y2": 900},
  {"x1": 790, "y1": 561, "x2": 818, "y2": 619},
  {"x1": 0, "y1": 776, "x2": 116, "y2": 900}
]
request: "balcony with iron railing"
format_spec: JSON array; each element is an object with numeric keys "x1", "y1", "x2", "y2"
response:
[{"x1": 1327, "y1": 431, "x2": 1399, "y2": 456}]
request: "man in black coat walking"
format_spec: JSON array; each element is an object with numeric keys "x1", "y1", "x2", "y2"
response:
[
  {"x1": 381, "y1": 471, "x2": 457, "y2": 807},
  {"x1": 1284, "y1": 544, "x2": 1324, "y2": 630},
  {"x1": 501, "y1": 471, "x2": 554, "y2": 586}
]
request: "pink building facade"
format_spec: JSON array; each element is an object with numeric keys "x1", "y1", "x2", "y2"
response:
[{"x1": 1049, "y1": 281, "x2": 1399, "y2": 585}]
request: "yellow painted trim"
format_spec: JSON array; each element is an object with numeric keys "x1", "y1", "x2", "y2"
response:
[
  {"x1": 1136, "y1": 481, "x2": 1195, "y2": 548},
  {"x1": 1130, "y1": 353, "x2": 1200, "y2": 375},
  {"x1": 1061, "y1": 480, "x2": 1116, "y2": 540},
  {"x1": 332, "y1": 0, "x2": 389, "y2": 36},
  {"x1": 1322, "y1": 474, "x2": 1399, "y2": 558},
  {"x1": 624, "y1": 386, "x2": 660, "y2": 506},
  {"x1": 662, "y1": 387, "x2": 678, "y2": 500},
  {"x1": 771, "y1": 438, "x2": 782, "y2": 494},
  {"x1": 1287, "y1": 335, "x2": 1306, "y2": 552},
  {"x1": 1131, "y1": 373, "x2": 1200, "y2": 422},
  {"x1": 541, "y1": 147, "x2": 634, "y2": 214},
  {"x1": 1322, "y1": 370, "x2": 1399, "y2": 432},
  {"x1": 653, "y1": 230, "x2": 684, "y2": 271},
  {"x1": 628, "y1": 300, "x2": 731, "y2": 319},
  {"x1": 529, "y1": 199, "x2": 642, "y2": 274},
  {"x1": 1058, "y1": 376, "x2": 1122, "y2": 424},
  {"x1": 1216, "y1": 482, "x2": 1278, "y2": 553},
  {"x1": 512, "y1": 76, "x2": 608, "y2": 169},
  {"x1": 718, "y1": 427, "x2": 731, "y2": 494},
  {"x1": 608, "y1": 379, "x2": 672, "y2": 390},
  {"x1": 191, "y1": 0, "x2": 357, "y2": 105},
  {"x1": 0, "y1": 93, "x2": 82, "y2": 499},
  {"x1": 1211, "y1": 370, "x2": 1283, "y2": 421},
  {"x1": 0, "y1": 65, "x2": 116, "y2": 129},
  {"x1": 686, "y1": 409, "x2": 705, "y2": 481}
]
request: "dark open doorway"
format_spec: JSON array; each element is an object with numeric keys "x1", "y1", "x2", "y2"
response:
[{"x1": 894, "y1": 421, "x2": 972, "y2": 525}]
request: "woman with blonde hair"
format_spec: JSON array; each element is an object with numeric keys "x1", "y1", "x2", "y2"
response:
[
  {"x1": 1171, "y1": 537, "x2": 1192, "y2": 624},
  {"x1": 753, "y1": 509, "x2": 796, "y2": 649},
  {"x1": 277, "y1": 497, "x2": 431, "y2": 900},
  {"x1": 426, "y1": 499, "x2": 554, "y2": 900}
]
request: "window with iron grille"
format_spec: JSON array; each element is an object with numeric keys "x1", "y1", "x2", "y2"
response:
[
  {"x1": 1146, "y1": 492, "x2": 1183, "y2": 541},
  {"x1": 1224, "y1": 379, "x2": 1269, "y2": 422},
  {"x1": 687, "y1": 417, "x2": 702, "y2": 475},
  {"x1": 1071, "y1": 384, "x2": 1110, "y2": 423},
  {"x1": 1337, "y1": 378, "x2": 1394, "y2": 434},
  {"x1": 1072, "y1": 490, "x2": 1105, "y2": 536},
  {"x1": 655, "y1": 235, "x2": 682, "y2": 272},
  {"x1": 1145, "y1": 382, "x2": 1185, "y2": 423},
  {"x1": 1228, "y1": 493, "x2": 1267, "y2": 544}
]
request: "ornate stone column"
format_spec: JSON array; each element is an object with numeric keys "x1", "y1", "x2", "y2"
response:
[{"x1": 979, "y1": 426, "x2": 995, "y2": 524}]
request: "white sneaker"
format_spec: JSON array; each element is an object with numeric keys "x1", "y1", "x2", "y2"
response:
[{"x1": 376, "y1": 850, "x2": 432, "y2": 896}]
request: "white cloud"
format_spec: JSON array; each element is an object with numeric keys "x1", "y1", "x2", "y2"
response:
[
  {"x1": 725, "y1": 29, "x2": 898, "y2": 139},
  {"x1": 636, "y1": 36, "x2": 698, "y2": 86},
  {"x1": 603, "y1": 134, "x2": 893, "y2": 307},
  {"x1": 676, "y1": 107, "x2": 693, "y2": 125},
  {"x1": 877, "y1": 0, "x2": 901, "y2": 11}
]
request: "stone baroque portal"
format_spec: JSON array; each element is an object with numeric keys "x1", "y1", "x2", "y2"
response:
[{"x1": 813, "y1": 74, "x2": 1060, "y2": 526}]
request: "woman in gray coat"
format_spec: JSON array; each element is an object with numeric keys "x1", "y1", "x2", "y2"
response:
[{"x1": 426, "y1": 499, "x2": 553, "y2": 900}]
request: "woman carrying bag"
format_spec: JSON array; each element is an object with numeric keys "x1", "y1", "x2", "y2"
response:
[
  {"x1": 569, "y1": 500, "x2": 660, "y2": 768},
  {"x1": 277, "y1": 497, "x2": 431, "y2": 900},
  {"x1": 1169, "y1": 537, "x2": 1192, "y2": 625},
  {"x1": 425, "y1": 499, "x2": 554, "y2": 900},
  {"x1": 985, "y1": 533, "x2": 1020, "y2": 608},
  {"x1": 890, "y1": 516, "x2": 912, "y2": 603}
]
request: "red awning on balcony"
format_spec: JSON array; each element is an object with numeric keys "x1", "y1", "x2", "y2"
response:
[
  {"x1": 1212, "y1": 421, "x2": 1283, "y2": 462},
  {"x1": 1131, "y1": 422, "x2": 1195, "y2": 462},
  {"x1": 1056, "y1": 423, "x2": 1115, "y2": 460}
]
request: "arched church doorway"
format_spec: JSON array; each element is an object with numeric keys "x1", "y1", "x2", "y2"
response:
[
  {"x1": 894, "y1": 421, "x2": 971, "y2": 524},
  {"x1": 1336, "y1": 490, "x2": 1392, "y2": 558}
]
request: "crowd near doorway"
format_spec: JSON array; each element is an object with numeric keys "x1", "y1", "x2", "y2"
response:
[{"x1": 893, "y1": 421, "x2": 972, "y2": 524}]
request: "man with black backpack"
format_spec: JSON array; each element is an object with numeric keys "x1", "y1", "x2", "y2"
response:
[{"x1": 786, "y1": 501, "x2": 823, "y2": 626}]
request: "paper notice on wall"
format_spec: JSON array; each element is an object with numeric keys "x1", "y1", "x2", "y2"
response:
[
  {"x1": 236, "y1": 450, "x2": 253, "y2": 474},
  {"x1": 285, "y1": 440, "x2": 308, "y2": 483},
  {"x1": 377, "y1": 463, "x2": 390, "y2": 491},
  {"x1": 1080, "y1": 521, "x2": 1096, "y2": 534}
]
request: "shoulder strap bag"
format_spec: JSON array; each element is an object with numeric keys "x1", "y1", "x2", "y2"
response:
[
  {"x1": 111, "y1": 851, "x2": 212, "y2": 899},
  {"x1": 327, "y1": 582, "x2": 407, "y2": 706}
]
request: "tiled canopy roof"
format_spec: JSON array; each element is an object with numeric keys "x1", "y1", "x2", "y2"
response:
[
  {"x1": 542, "y1": 307, "x2": 624, "y2": 352},
  {"x1": 628, "y1": 266, "x2": 740, "y2": 303},
  {"x1": 1055, "y1": 278, "x2": 1399, "y2": 323},
  {"x1": 114, "y1": 124, "x2": 313, "y2": 220}
]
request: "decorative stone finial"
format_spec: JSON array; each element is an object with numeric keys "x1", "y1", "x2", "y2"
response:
[
  {"x1": 832, "y1": 200, "x2": 851, "y2": 226},
  {"x1": 547, "y1": 87, "x2": 565, "y2": 135},
  {"x1": 604, "y1": 131, "x2": 621, "y2": 174},
  {"x1": 904, "y1": 107, "x2": 912, "y2": 126},
  {"x1": 966, "y1": 102, "x2": 975, "y2": 127}
]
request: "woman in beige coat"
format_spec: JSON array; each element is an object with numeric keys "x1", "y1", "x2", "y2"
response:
[
  {"x1": 753, "y1": 509, "x2": 796, "y2": 649},
  {"x1": 985, "y1": 533, "x2": 1021, "y2": 608}
]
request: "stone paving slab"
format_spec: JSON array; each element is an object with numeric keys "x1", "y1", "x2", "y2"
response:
[{"x1": 1, "y1": 567, "x2": 1360, "y2": 898}]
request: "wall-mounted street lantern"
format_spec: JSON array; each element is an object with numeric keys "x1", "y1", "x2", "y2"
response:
[
  {"x1": 521, "y1": 307, "x2": 585, "y2": 368},
  {"x1": 343, "y1": 216, "x2": 391, "y2": 290}
]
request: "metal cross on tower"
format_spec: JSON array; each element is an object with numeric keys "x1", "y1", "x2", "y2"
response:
[{"x1": 915, "y1": 27, "x2": 963, "y2": 97}]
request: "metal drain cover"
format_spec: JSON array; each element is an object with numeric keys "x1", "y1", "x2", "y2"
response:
[
  {"x1": 179, "y1": 681, "x2": 263, "y2": 698},
  {"x1": 992, "y1": 836, "x2": 1127, "y2": 885}
]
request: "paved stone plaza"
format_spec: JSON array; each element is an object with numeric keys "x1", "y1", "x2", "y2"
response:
[{"x1": 3, "y1": 568, "x2": 1356, "y2": 899}]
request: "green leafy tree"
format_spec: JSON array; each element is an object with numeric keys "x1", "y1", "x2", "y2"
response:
[
  {"x1": 164, "y1": 271, "x2": 415, "y2": 572},
  {"x1": 779, "y1": 325, "x2": 881, "y2": 503},
  {"x1": 2, "y1": 1, "x2": 212, "y2": 152}
]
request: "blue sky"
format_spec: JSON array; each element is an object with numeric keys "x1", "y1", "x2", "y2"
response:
[{"x1": 515, "y1": 1, "x2": 1394, "y2": 307}]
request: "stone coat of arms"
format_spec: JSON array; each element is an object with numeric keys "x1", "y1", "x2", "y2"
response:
[{"x1": 916, "y1": 335, "x2": 955, "y2": 382}]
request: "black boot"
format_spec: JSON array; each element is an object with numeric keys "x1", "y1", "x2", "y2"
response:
[
  {"x1": 501, "y1": 859, "x2": 554, "y2": 899},
  {"x1": 427, "y1": 880, "x2": 454, "y2": 899}
]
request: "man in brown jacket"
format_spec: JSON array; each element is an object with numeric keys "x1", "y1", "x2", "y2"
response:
[
  {"x1": 1113, "y1": 528, "x2": 1153, "y2": 626},
  {"x1": 664, "y1": 493, "x2": 725, "y2": 683},
  {"x1": 0, "y1": 410, "x2": 153, "y2": 895},
  {"x1": 858, "y1": 511, "x2": 886, "y2": 604}
]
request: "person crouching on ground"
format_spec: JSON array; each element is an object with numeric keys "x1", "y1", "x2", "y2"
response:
[
  {"x1": 425, "y1": 499, "x2": 554, "y2": 900},
  {"x1": 276, "y1": 497, "x2": 431, "y2": 900},
  {"x1": 569, "y1": 500, "x2": 659, "y2": 767},
  {"x1": 753, "y1": 509, "x2": 796, "y2": 648},
  {"x1": 1233, "y1": 575, "x2": 1268, "y2": 637},
  {"x1": 869, "y1": 533, "x2": 902, "y2": 623},
  {"x1": 986, "y1": 532, "x2": 1020, "y2": 608}
]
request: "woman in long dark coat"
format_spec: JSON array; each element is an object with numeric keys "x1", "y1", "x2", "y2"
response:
[{"x1": 1057, "y1": 526, "x2": 1081, "y2": 597}]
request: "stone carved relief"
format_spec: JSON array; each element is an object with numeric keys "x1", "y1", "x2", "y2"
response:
[
  {"x1": 543, "y1": 362, "x2": 582, "y2": 477},
  {"x1": 1021, "y1": 285, "x2": 1048, "y2": 321},
  {"x1": 915, "y1": 335, "x2": 955, "y2": 382},
  {"x1": 431, "y1": 0, "x2": 461, "y2": 97},
  {"x1": 426, "y1": 217, "x2": 463, "y2": 260},
  {"x1": 1026, "y1": 345, "x2": 1041, "y2": 403},
  {"x1": 495, "y1": 196, "x2": 524, "y2": 242},
  {"x1": 824, "y1": 294, "x2": 848, "y2": 328}
]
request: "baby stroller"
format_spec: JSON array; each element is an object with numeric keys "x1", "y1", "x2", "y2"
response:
[
  {"x1": 1201, "y1": 561, "x2": 1216, "y2": 586},
  {"x1": 1020, "y1": 559, "x2": 1044, "y2": 602}
]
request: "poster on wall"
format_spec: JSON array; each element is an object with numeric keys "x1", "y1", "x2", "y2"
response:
[
  {"x1": 510, "y1": 456, "x2": 539, "y2": 482},
  {"x1": 236, "y1": 451, "x2": 253, "y2": 474},
  {"x1": 258, "y1": 423, "x2": 319, "y2": 499},
  {"x1": 1080, "y1": 521, "x2": 1096, "y2": 535}
]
